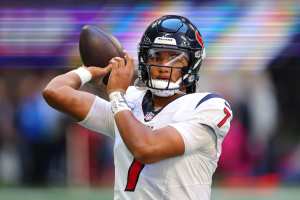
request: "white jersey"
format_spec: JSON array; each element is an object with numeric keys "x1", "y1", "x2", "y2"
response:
[{"x1": 79, "y1": 86, "x2": 232, "y2": 200}]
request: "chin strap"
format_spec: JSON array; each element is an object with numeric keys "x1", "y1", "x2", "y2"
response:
[
  {"x1": 149, "y1": 88, "x2": 179, "y2": 97},
  {"x1": 148, "y1": 79, "x2": 182, "y2": 97}
]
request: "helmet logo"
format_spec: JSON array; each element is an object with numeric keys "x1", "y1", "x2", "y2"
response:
[
  {"x1": 195, "y1": 50, "x2": 201, "y2": 58},
  {"x1": 154, "y1": 37, "x2": 177, "y2": 45},
  {"x1": 195, "y1": 31, "x2": 204, "y2": 47},
  {"x1": 143, "y1": 36, "x2": 151, "y2": 45}
]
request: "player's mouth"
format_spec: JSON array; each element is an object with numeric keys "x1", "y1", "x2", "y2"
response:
[
  {"x1": 157, "y1": 75, "x2": 171, "y2": 80},
  {"x1": 159, "y1": 78, "x2": 169, "y2": 81}
]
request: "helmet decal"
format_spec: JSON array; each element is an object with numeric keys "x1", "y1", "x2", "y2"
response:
[
  {"x1": 154, "y1": 37, "x2": 177, "y2": 45},
  {"x1": 195, "y1": 31, "x2": 204, "y2": 48}
]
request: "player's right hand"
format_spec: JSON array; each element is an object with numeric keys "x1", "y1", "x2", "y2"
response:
[{"x1": 86, "y1": 65, "x2": 112, "y2": 82}]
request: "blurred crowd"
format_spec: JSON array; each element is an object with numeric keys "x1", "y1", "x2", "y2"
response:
[
  {"x1": 215, "y1": 32, "x2": 300, "y2": 186},
  {"x1": 0, "y1": 69, "x2": 114, "y2": 186}
]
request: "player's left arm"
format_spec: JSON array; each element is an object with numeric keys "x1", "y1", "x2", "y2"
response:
[
  {"x1": 107, "y1": 53, "x2": 186, "y2": 164},
  {"x1": 115, "y1": 112, "x2": 185, "y2": 164}
]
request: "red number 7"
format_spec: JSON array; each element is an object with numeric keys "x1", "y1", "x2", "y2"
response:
[
  {"x1": 125, "y1": 159, "x2": 145, "y2": 191},
  {"x1": 217, "y1": 107, "x2": 231, "y2": 128}
]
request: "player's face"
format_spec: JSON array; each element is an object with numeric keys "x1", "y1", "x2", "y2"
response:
[{"x1": 147, "y1": 49, "x2": 189, "y2": 82}]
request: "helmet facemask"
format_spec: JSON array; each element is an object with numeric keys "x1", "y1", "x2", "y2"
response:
[{"x1": 139, "y1": 48, "x2": 191, "y2": 97}]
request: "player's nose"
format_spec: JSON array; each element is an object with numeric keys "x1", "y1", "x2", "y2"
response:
[{"x1": 158, "y1": 66, "x2": 171, "y2": 73}]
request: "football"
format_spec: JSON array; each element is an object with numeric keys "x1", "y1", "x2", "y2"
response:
[{"x1": 79, "y1": 25, "x2": 124, "y2": 84}]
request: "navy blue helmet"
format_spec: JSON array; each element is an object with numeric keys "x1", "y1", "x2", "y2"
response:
[{"x1": 138, "y1": 15, "x2": 206, "y2": 96}]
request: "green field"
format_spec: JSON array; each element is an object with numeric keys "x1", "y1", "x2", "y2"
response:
[{"x1": 0, "y1": 187, "x2": 299, "y2": 200}]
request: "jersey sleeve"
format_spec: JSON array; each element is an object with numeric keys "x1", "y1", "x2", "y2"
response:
[
  {"x1": 78, "y1": 96, "x2": 115, "y2": 138},
  {"x1": 169, "y1": 122, "x2": 217, "y2": 156},
  {"x1": 169, "y1": 97, "x2": 233, "y2": 155},
  {"x1": 193, "y1": 97, "x2": 233, "y2": 138}
]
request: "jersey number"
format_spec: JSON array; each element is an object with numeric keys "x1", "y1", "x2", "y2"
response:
[
  {"x1": 217, "y1": 107, "x2": 231, "y2": 128},
  {"x1": 125, "y1": 159, "x2": 145, "y2": 191}
]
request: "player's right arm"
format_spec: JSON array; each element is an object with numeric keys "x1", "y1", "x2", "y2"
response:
[{"x1": 42, "y1": 66, "x2": 111, "y2": 121}]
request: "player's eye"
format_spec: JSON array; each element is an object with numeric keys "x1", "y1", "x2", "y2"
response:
[{"x1": 178, "y1": 58, "x2": 187, "y2": 65}]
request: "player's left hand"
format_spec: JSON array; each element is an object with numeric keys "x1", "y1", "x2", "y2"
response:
[{"x1": 106, "y1": 51, "x2": 135, "y2": 94}]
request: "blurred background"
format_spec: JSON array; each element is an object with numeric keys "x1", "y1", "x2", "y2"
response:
[{"x1": 0, "y1": 0, "x2": 300, "y2": 199}]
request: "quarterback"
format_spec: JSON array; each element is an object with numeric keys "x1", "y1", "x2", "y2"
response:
[{"x1": 43, "y1": 15, "x2": 232, "y2": 200}]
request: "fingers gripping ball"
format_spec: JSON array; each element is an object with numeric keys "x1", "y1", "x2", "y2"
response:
[{"x1": 79, "y1": 25, "x2": 124, "y2": 84}]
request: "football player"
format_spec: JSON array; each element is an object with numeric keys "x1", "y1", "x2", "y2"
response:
[{"x1": 43, "y1": 15, "x2": 233, "y2": 200}]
